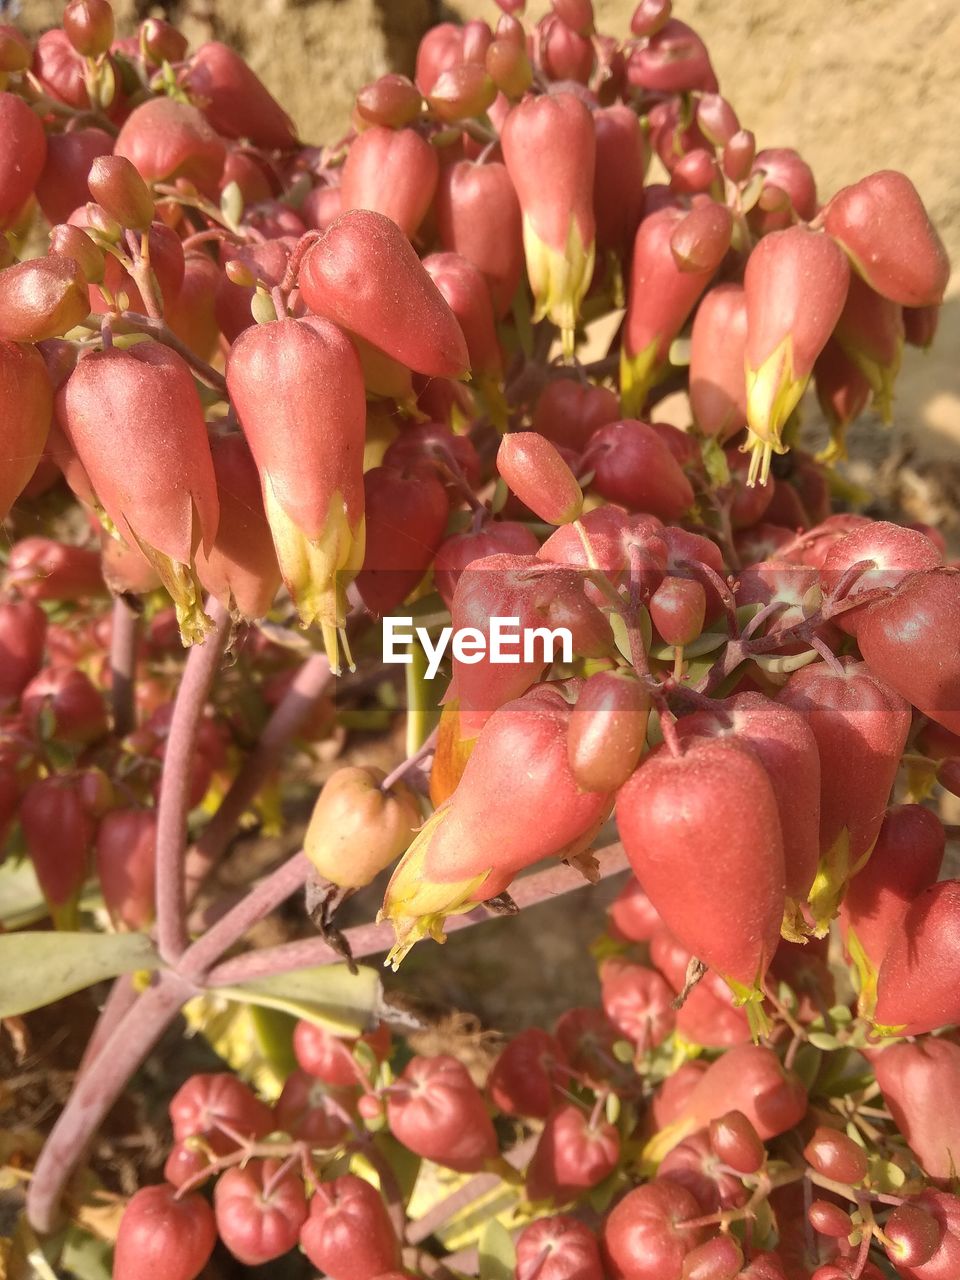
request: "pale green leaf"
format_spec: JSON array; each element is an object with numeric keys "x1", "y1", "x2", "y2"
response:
[
  {"x1": 0, "y1": 931, "x2": 161, "y2": 1017},
  {"x1": 478, "y1": 1218, "x2": 515, "y2": 1280},
  {"x1": 216, "y1": 963, "x2": 382, "y2": 1037}
]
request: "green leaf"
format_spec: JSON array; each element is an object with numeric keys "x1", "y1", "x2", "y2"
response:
[
  {"x1": 216, "y1": 963, "x2": 383, "y2": 1037},
  {"x1": 808, "y1": 1031, "x2": 840, "y2": 1051},
  {"x1": 478, "y1": 1218, "x2": 515, "y2": 1280},
  {"x1": 0, "y1": 931, "x2": 161, "y2": 1017}
]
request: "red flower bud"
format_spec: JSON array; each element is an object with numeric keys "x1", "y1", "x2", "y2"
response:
[
  {"x1": 608, "y1": 878, "x2": 662, "y2": 943},
  {"x1": 165, "y1": 251, "x2": 221, "y2": 362},
  {"x1": 274, "y1": 1069, "x2": 353, "y2": 1146},
  {"x1": 670, "y1": 149, "x2": 721, "y2": 196},
  {"x1": 58, "y1": 342, "x2": 220, "y2": 644},
  {"x1": 874, "y1": 880, "x2": 960, "y2": 1035},
  {"x1": 601, "y1": 961, "x2": 675, "y2": 1053},
  {"x1": 304, "y1": 765, "x2": 420, "y2": 889},
  {"x1": 748, "y1": 148, "x2": 817, "y2": 233},
  {"x1": 568, "y1": 670, "x2": 650, "y2": 792},
  {"x1": 214, "y1": 1158, "x2": 307, "y2": 1266},
  {"x1": 501, "y1": 92, "x2": 597, "y2": 356},
  {"x1": 682, "y1": 1237, "x2": 744, "y2": 1280},
  {"x1": 114, "y1": 1185, "x2": 216, "y2": 1280},
  {"x1": 0, "y1": 92, "x2": 47, "y2": 230},
  {"x1": 21, "y1": 774, "x2": 95, "y2": 928},
  {"x1": 582, "y1": 419, "x2": 694, "y2": 521},
  {"x1": 883, "y1": 1201, "x2": 944, "y2": 1269},
  {"x1": 226, "y1": 316, "x2": 365, "y2": 667},
  {"x1": 169, "y1": 1072, "x2": 273, "y2": 1152},
  {"x1": 537, "y1": 15, "x2": 594, "y2": 84},
  {"x1": 497, "y1": 431, "x2": 583, "y2": 524},
  {"x1": 355, "y1": 74, "x2": 423, "y2": 128},
  {"x1": 139, "y1": 17, "x2": 188, "y2": 66},
  {"x1": 803, "y1": 1126, "x2": 869, "y2": 1184},
  {"x1": 341, "y1": 126, "x2": 438, "y2": 238},
  {"x1": 696, "y1": 94, "x2": 739, "y2": 147},
  {"x1": 689, "y1": 283, "x2": 748, "y2": 440},
  {"x1": 95, "y1": 808, "x2": 157, "y2": 930},
  {"x1": 384, "y1": 684, "x2": 612, "y2": 959},
  {"x1": 423, "y1": 251, "x2": 504, "y2": 409},
  {"x1": 293, "y1": 1019, "x2": 390, "y2": 1086},
  {"x1": 486, "y1": 36, "x2": 533, "y2": 98},
  {"x1": 195, "y1": 432, "x2": 281, "y2": 621},
  {"x1": 300, "y1": 209, "x2": 469, "y2": 378},
  {"x1": 434, "y1": 522, "x2": 539, "y2": 609},
  {"x1": 630, "y1": 0, "x2": 672, "y2": 37},
  {"x1": 670, "y1": 203, "x2": 733, "y2": 273},
  {"x1": 808, "y1": 1199, "x2": 855, "y2": 1238},
  {"x1": 874, "y1": 1038, "x2": 960, "y2": 1184},
  {"x1": 300, "y1": 1174, "x2": 400, "y2": 1280},
  {"x1": 488, "y1": 1027, "x2": 569, "y2": 1119},
  {"x1": 435, "y1": 159, "x2": 523, "y2": 318},
  {"x1": 387, "y1": 1054, "x2": 498, "y2": 1172},
  {"x1": 428, "y1": 62, "x2": 498, "y2": 120},
  {"x1": 650, "y1": 575, "x2": 706, "y2": 647},
  {"x1": 34, "y1": 126, "x2": 112, "y2": 226},
  {"x1": 532, "y1": 378, "x2": 620, "y2": 453},
  {"x1": 708, "y1": 1109, "x2": 765, "y2": 1174},
  {"x1": 516, "y1": 1216, "x2": 603, "y2": 1280},
  {"x1": 87, "y1": 155, "x2": 155, "y2": 231},
  {"x1": 904, "y1": 302, "x2": 940, "y2": 349},
  {"x1": 776, "y1": 657, "x2": 910, "y2": 930},
  {"x1": 0, "y1": 599, "x2": 48, "y2": 707},
  {"x1": 527, "y1": 1103, "x2": 620, "y2": 1202},
  {"x1": 115, "y1": 97, "x2": 226, "y2": 198},
  {"x1": 722, "y1": 128, "x2": 756, "y2": 182},
  {"x1": 49, "y1": 224, "x2": 104, "y2": 284},
  {"x1": 0, "y1": 256, "x2": 89, "y2": 343},
  {"x1": 651, "y1": 927, "x2": 751, "y2": 1049},
  {"x1": 602, "y1": 1181, "x2": 706, "y2": 1280},
  {"x1": 830, "y1": 271, "x2": 904, "y2": 423},
  {"x1": 626, "y1": 18, "x2": 717, "y2": 93},
  {"x1": 187, "y1": 41, "x2": 297, "y2": 150},
  {"x1": 0, "y1": 340, "x2": 53, "y2": 520},
  {"x1": 813, "y1": 338, "x2": 871, "y2": 459},
  {"x1": 823, "y1": 169, "x2": 950, "y2": 307},
  {"x1": 593, "y1": 104, "x2": 647, "y2": 259},
  {"x1": 744, "y1": 227, "x2": 850, "y2": 484},
  {"x1": 618, "y1": 737, "x2": 786, "y2": 1019},
  {"x1": 356, "y1": 464, "x2": 449, "y2": 616},
  {"x1": 63, "y1": 0, "x2": 114, "y2": 56},
  {"x1": 839, "y1": 804, "x2": 943, "y2": 1014},
  {"x1": 621, "y1": 207, "x2": 719, "y2": 413},
  {"x1": 22, "y1": 665, "x2": 108, "y2": 745}
]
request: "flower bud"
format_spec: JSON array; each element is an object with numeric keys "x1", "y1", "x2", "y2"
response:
[
  {"x1": 538, "y1": 14, "x2": 594, "y2": 84},
  {"x1": 568, "y1": 670, "x2": 649, "y2": 793},
  {"x1": 22, "y1": 666, "x2": 108, "y2": 745},
  {"x1": 300, "y1": 1174, "x2": 400, "y2": 1280},
  {"x1": 803, "y1": 1126, "x2": 868, "y2": 1185},
  {"x1": 748, "y1": 147, "x2": 817, "y2": 233},
  {"x1": 582, "y1": 419, "x2": 694, "y2": 521},
  {"x1": 383, "y1": 684, "x2": 613, "y2": 962},
  {"x1": 87, "y1": 155, "x2": 155, "y2": 231},
  {"x1": 743, "y1": 227, "x2": 850, "y2": 484},
  {"x1": 340, "y1": 126, "x2": 438, "y2": 239},
  {"x1": 21, "y1": 774, "x2": 95, "y2": 928},
  {"x1": 0, "y1": 599, "x2": 48, "y2": 707},
  {"x1": 670, "y1": 149, "x2": 721, "y2": 196},
  {"x1": 299, "y1": 209, "x2": 469, "y2": 379},
  {"x1": 824, "y1": 170, "x2": 949, "y2": 307},
  {"x1": 0, "y1": 93, "x2": 47, "y2": 231},
  {"x1": 630, "y1": 0, "x2": 671, "y2": 37},
  {"x1": 708, "y1": 1110, "x2": 765, "y2": 1174},
  {"x1": 356, "y1": 464, "x2": 449, "y2": 616},
  {"x1": 497, "y1": 432, "x2": 583, "y2": 524},
  {"x1": 485, "y1": 37, "x2": 532, "y2": 98},
  {"x1": 115, "y1": 97, "x2": 226, "y2": 199},
  {"x1": 58, "y1": 343, "x2": 220, "y2": 644},
  {"x1": 423, "y1": 252, "x2": 504, "y2": 415},
  {"x1": 621, "y1": 207, "x2": 719, "y2": 414},
  {"x1": 670, "y1": 202, "x2": 733, "y2": 272},
  {"x1": 435, "y1": 159, "x2": 523, "y2": 318},
  {"x1": 195, "y1": 433, "x2": 282, "y2": 621},
  {"x1": 813, "y1": 338, "x2": 871, "y2": 460},
  {"x1": 696, "y1": 94, "x2": 739, "y2": 146},
  {"x1": 139, "y1": 17, "x2": 188, "y2": 66},
  {"x1": 0, "y1": 340, "x2": 53, "y2": 521},
  {"x1": 305, "y1": 766, "x2": 421, "y2": 889},
  {"x1": 48, "y1": 224, "x2": 104, "y2": 284},
  {"x1": 96, "y1": 808, "x2": 157, "y2": 931},
  {"x1": 593, "y1": 104, "x2": 647, "y2": 259},
  {"x1": 187, "y1": 42, "x2": 297, "y2": 151},
  {"x1": 874, "y1": 1038, "x2": 960, "y2": 1185},
  {"x1": 689, "y1": 283, "x2": 748, "y2": 440},
  {"x1": 501, "y1": 92, "x2": 597, "y2": 357},
  {"x1": 4, "y1": 537, "x2": 104, "y2": 602},
  {"x1": 226, "y1": 317, "x2": 366, "y2": 668},
  {"x1": 681, "y1": 1236, "x2": 743, "y2": 1280},
  {"x1": 626, "y1": 19, "x2": 717, "y2": 94},
  {"x1": 63, "y1": 0, "x2": 115, "y2": 57},
  {"x1": 0, "y1": 256, "x2": 89, "y2": 342},
  {"x1": 527, "y1": 1104, "x2": 620, "y2": 1202},
  {"x1": 434, "y1": 523, "x2": 539, "y2": 610},
  {"x1": 532, "y1": 378, "x2": 620, "y2": 453},
  {"x1": 428, "y1": 63, "x2": 497, "y2": 121},
  {"x1": 355, "y1": 74, "x2": 422, "y2": 128},
  {"x1": 832, "y1": 271, "x2": 904, "y2": 422},
  {"x1": 883, "y1": 1202, "x2": 944, "y2": 1268},
  {"x1": 722, "y1": 128, "x2": 756, "y2": 182},
  {"x1": 516, "y1": 1217, "x2": 602, "y2": 1280},
  {"x1": 650, "y1": 575, "x2": 706, "y2": 647}
]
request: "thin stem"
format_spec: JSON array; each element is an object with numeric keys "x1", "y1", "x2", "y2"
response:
[
  {"x1": 26, "y1": 971, "x2": 195, "y2": 1233},
  {"x1": 380, "y1": 729, "x2": 437, "y2": 793},
  {"x1": 178, "y1": 851, "x2": 313, "y2": 983},
  {"x1": 112, "y1": 311, "x2": 228, "y2": 394},
  {"x1": 108, "y1": 596, "x2": 139, "y2": 737},
  {"x1": 155, "y1": 598, "x2": 232, "y2": 965},
  {"x1": 205, "y1": 844, "x2": 631, "y2": 986},
  {"x1": 184, "y1": 651, "x2": 332, "y2": 902}
]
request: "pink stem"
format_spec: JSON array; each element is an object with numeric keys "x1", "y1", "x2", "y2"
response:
[
  {"x1": 155, "y1": 599, "x2": 232, "y2": 965},
  {"x1": 26, "y1": 971, "x2": 196, "y2": 1233},
  {"x1": 77, "y1": 974, "x2": 138, "y2": 1075},
  {"x1": 205, "y1": 844, "x2": 630, "y2": 986}
]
